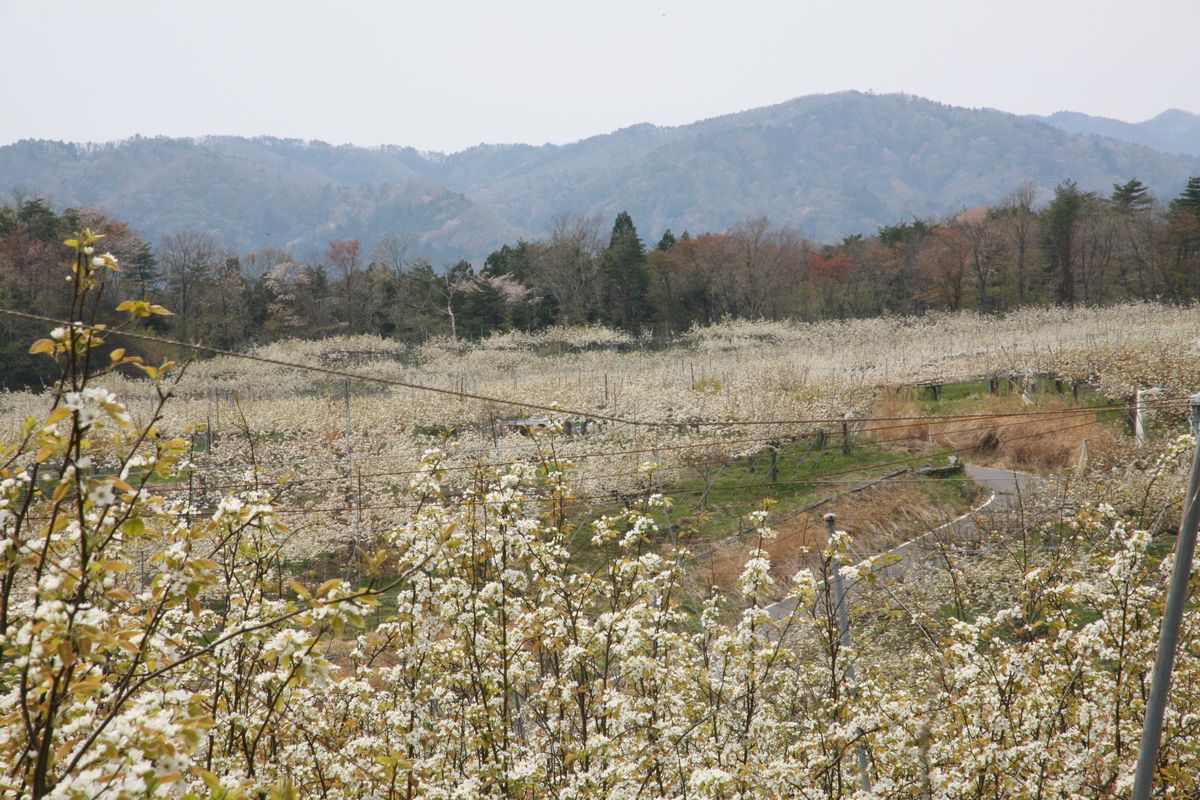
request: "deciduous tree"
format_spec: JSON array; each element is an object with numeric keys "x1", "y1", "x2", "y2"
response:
[{"x1": 326, "y1": 238, "x2": 363, "y2": 333}]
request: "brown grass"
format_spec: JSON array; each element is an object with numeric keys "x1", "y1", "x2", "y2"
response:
[
  {"x1": 698, "y1": 481, "x2": 965, "y2": 596},
  {"x1": 867, "y1": 389, "x2": 1122, "y2": 474}
]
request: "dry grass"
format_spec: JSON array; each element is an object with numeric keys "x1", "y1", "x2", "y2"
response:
[
  {"x1": 867, "y1": 389, "x2": 1123, "y2": 474},
  {"x1": 697, "y1": 481, "x2": 966, "y2": 596}
]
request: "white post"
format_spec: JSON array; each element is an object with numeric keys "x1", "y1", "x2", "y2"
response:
[
  {"x1": 1075, "y1": 438, "x2": 1090, "y2": 477},
  {"x1": 826, "y1": 513, "x2": 872, "y2": 795},
  {"x1": 1136, "y1": 387, "x2": 1166, "y2": 447}
]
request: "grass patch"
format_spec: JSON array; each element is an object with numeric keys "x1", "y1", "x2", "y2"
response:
[
  {"x1": 913, "y1": 378, "x2": 1112, "y2": 415},
  {"x1": 566, "y1": 436, "x2": 971, "y2": 576},
  {"x1": 873, "y1": 381, "x2": 1131, "y2": 473}
]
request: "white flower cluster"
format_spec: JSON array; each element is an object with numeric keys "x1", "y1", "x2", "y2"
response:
[{"x1": 63, "y1": 386, "x2": 131, "y2": 430}]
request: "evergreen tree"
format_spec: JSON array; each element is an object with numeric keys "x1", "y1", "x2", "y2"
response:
[
  {"x1": 0, "y1": 205, "x2": 15, "y2": 237},
  {"x1": 127, "y1": 241, "x2": 159, "y2": 301},
  {"x1": 656, "y1": 229, "x2": 677, "y2": 252},
  {"x1": 1040, "y1": 180, "x2": 1092, "y2": 307},
  {"x1": 15, "y1": 198, "x2": 65, "y2": 242},
  {"x1": 458, "y1": 278, "x2": 507, "y2": 338},
  {"x1": 483, "y1": 241, "x2": 554, "y2": 330},
  {"x1": 876, "y1": 219, "x2": 933, "y2": 313},
  {"x1": 1169, "y1": 176, "x2": 1200, "y2": 217},
  {"x1": 601, "y1": 211, "x2": 650, "y2": 331},
  {"x1": 1112, "y1": 178, "x2": 1153, "y2": 211}
]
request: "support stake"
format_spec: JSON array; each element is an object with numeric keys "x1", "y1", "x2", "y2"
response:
[
  {"x1": 827, "y1": 513, "x2": 872, "y2": 795},
  {"x1": 1132, "y1": 393, "x2": 1200, "y2": 799}
]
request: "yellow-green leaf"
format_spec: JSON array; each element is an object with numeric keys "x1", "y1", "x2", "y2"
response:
[{"x1": 45, "y1": 407, "x2": 70, "y2": 426}]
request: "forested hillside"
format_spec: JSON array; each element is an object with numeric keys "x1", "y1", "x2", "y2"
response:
[
  {"x1": 1, "y1": 92, "x2": 1195, "y2": 260},
  {"x1": 1033, "y1": 108, "x2": 1200, "y2": 158},
  {"x1": 4, "y1": 173, "x2": 1200, "y2": 389}
]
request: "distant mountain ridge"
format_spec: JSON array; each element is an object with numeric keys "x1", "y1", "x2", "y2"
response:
[
  {"x1": 1030, "y1": 109, "x2": 1200, "y2": 158},
  {"x1": 2, "y1": 92, "x2": 1197, "y2": 262}
]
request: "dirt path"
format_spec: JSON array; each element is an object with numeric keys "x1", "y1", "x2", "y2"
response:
[{"x1": 766, "y1": 465, "x2": 1039, "y2": 621}]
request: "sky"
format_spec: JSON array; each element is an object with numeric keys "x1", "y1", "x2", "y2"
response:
[{"x1": 2, "y1": 0, "x2": 1197, "y2": 152}]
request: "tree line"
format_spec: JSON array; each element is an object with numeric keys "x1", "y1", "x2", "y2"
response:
[{"x1": 2, "y1": 176, "x2": 1199, "y2": 387}]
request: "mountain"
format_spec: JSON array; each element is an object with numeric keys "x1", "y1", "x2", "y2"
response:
[
  {"x1": 1031, "y1": 109, "x2": 1200, "y2": 158},
  {"x1": 2, "y1": 92, "x2": 1197, "y2": 261},
  {"x1": 0, "y1": 137, "x2": 521, "y2": 263},
  {"x1": 421, "y1": 93, "x2": 1198, "y2": 241}
]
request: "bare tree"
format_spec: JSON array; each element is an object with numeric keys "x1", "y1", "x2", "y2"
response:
[
  {"x1": 326, "y1": 239, "x2": 362, "y2": 333},
  {"x1": 372, "y1": 231, "x2": 416, "y2": 275},
  {"x1": 1115, "y1": 205, "x2": 1162, "y2": 301},
  {"x1": 917, "y1": 225, "x2": 971, "y2": 310},
  {"x1": 159, "y1": 231, "x2": 224, "y2": 338},
  {"x1": 727, "y1": 217, "x2": 806, "y2": 320},
  {"x1": 1076, "y1": 201, "x2": 1119, "y2": 304},
  {"x1": 1001, "y1": 181, "x2": 1038, "y2": 306},
  {"x1": 957, "y1": 206, "x2": 1004, "y2": 313},
  {"x1": 240, "y1": 247, "x2": 293, "y2": 280},
  {"x1": 528, "y1": 214, "x2": 603, "y2": 325}
]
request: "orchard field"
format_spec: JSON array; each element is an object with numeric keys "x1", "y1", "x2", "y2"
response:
[{"x1": 3, "y1": 235, "x2": 1200, "y2": 797}]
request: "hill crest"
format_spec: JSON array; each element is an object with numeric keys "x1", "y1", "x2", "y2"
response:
[{"x1": 2, "y1": 92, "x2": 1196, "y2": 261}]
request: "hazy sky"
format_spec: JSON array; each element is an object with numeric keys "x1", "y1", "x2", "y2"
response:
[{"x1": 2, "y1": 0, "x2": 1196, "y2": 152}]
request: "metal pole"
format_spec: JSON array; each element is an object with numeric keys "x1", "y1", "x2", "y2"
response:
[
  {"x1": 827, "y1": 513, "x2": 872, "y2": 795},
  {"x1": 1132, "y1": 393, "x2": 1200, "y2": 800}
]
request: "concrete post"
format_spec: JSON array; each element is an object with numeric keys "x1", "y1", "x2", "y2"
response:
[{"x1": 827, "y1": 513, "x2": 872, "y2": 795}]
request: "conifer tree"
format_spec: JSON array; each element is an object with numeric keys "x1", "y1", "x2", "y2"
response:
[
  {"x1": 1040, "y1": 180, "x2": 1092, "y2": 307},
  {"x1": 1169, "y1": 176, "x2": 1200, "y2": 217},
  {"x1": 1111, "y1": 178, "x2": 1152, "y2": 211},
  {"x1": 601, "y1": 211, "x2": 650, "y2": 331}
]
